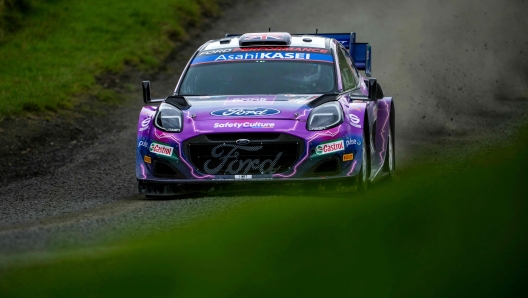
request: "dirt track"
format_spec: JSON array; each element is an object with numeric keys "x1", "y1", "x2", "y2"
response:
[{"x1": 0, "y1": 0, "x2": 527, "y2": 258}]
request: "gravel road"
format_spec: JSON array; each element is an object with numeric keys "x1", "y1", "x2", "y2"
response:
[{"x1": 1, "y1": 0, "x2": 527, "y2": 260}]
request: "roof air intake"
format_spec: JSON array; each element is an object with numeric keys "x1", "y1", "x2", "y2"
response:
[{"x1": 239, "y1": 32, "x2": 291, "y2": 46}]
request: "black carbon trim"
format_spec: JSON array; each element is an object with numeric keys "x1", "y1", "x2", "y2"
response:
[
  {"x1": 165, "y1": 96, "x2": 191, "y2": 109},
  {"x1": 307, "y1": 94, "x2": 339, "y2": 108}
]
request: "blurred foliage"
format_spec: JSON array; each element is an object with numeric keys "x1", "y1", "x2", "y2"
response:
[
  {"x1": 0, "y1": 0, "x2": 224, "y2": 116},
  {"x1": 0, "y1": 0, "x2": 33, "y2": 42},
  {"x1": 1, "y1": 126, "x2": 527, "y2": 296}
]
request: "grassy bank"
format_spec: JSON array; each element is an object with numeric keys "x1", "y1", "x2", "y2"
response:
[
  {"x1": 1, "y1": 134, "x2": 526, "y2": 295},
  {"x1": 0, "y1": 0, "x2": 225, "y2": 116},
  {"x1": 0, "y1": 0, "x2": 32, "y2": 40}
]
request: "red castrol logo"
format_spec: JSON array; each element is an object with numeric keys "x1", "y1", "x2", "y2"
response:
[
  {"x1": 316, "y1": 140, "x2": 345, "y2": 155},
  {"x1": 149, "y1": 142, "x2": 173, "y2": 157}
]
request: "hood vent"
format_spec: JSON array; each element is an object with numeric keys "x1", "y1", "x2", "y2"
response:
[
  {"x1": 308, "y1": 94, "x2": 339, "y2": 108},
  {"x1": 165, "y1": 95, "x2": 191, "y2": 109}
]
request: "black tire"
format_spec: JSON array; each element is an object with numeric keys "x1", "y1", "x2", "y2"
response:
[
  {"x1": 383, "y1": 122, "x2": 396, "y2": 181},
  {"x1": 357, "y1": 130, "x2": 370, "y2": 193},
  {"x1": 144, "y1": 194, "x2": 159, "y2": 199}
]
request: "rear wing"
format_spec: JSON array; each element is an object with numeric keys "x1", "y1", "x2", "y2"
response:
[
  {"x1": 225, "y1": 32, "x2": 372, "y2": 77},
  {"x1": 315, "y1": 32, "x2": 371, "y2": 77}
]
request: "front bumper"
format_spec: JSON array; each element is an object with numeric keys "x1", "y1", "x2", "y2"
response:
[{"x1": 136, "y1": 124, "x2": 363, "y2": 184}]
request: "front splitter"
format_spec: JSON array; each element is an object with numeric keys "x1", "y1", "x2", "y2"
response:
[{"x1": 138, "y1": 176, "x2": 359, "y2": 196}]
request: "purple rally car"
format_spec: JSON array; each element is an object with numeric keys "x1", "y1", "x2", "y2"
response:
[{"x1": 136, "y1": 31, "x2": 395, "y2": 196}]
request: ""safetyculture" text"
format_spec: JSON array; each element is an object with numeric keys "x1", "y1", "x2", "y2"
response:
[{"x1": 213, "y1": 122, "x2": 275, "y2": 129}]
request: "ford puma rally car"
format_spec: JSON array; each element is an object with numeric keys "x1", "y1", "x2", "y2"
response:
[{"x1": 136, "y1": 31, "x2": 395, "y2": 196}]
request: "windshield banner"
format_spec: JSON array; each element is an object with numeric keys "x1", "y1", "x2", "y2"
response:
[
  {"x1": 198, "y1": 47, "x2": 330, "y2": 56},
  {"x1": 192, "y1": 52, "x2": 333, "y2": 65}
]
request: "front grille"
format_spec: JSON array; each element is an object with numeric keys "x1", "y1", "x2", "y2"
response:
[{"x1": 184, "y1": 133, "x2": 303, "y2": 175}]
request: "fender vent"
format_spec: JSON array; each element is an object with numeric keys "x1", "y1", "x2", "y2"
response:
[
  {"x1": 313, "y1": 158, "x2": 340, "y2": 174},
  {"x1": 152, "y1": 160, "x2": 181, "y2": 178}
]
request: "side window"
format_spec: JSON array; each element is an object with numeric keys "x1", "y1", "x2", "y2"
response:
[
  {"x1": 343, "y1": 49, "x2": 360, "y2": 82},
  {"x1": 337, "y1": 47, "x2": 356, "y2": 91}
]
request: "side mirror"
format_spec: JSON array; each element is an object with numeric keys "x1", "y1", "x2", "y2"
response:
[
  {"x1": 142, "y1": 81, "x2": 151, "y2": 103},
  {"x1": 142, "y1": 81, "x2": 164, "y2": 103},
  {"x1": 365, "y1": 44, "x2": 372, "y2": 77},
  {"x1": 366, "y1": 78, "x2": 377, "y2": 100},
  {"x1": 365, "y1": 78, "x2": 384, "y2": 100}
]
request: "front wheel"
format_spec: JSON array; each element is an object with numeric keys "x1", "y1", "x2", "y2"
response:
[
  {"x1": 357, "y1": 131, "x2": 370, "y2": 193},
  {"x1": 383, "y1": 122, "x2": 395, "y2": 181}
]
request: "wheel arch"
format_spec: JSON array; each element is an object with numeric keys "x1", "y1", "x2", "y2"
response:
[
  {"x1": 363, "y1": 109, "x2": 372, "y2": 178},
  {"x1": 389, "y1": 99, "x2": 395, "y2": 171}
]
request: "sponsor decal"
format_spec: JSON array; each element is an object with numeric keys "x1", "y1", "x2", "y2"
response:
[
  {"x1": 343, "y1": 153, "x2": 354, "y2": 161},
  {"x1": 349, "y1": 114, "x2": 362, "y2": 128},
  {"x1": 212, "y1": 177, "x2": 272, "y2": 181},
  {"x1": 345, "y1": 138, "x2": 361, "y2": 147},
  {"x1": 236, "y1": 139, "x2": 250, "y2": 145},
  {"x1": 198, "y1": 48, "x2": 233, "y2": 56},
  {"x1": 350, "y1": 123, "x2": 362, "y2": 128},
  {"x1": 195, "y1": 95, "x2": 224, "y2": 99},
  {"x1": 225, "y1": 96, "x2": 276, "y2": 104},
  {"x1": 138, "y1": 140, "x2": 148, "y2": 148},
  {"x1": 139, "y1": 116, "x2": 152, "y2": 132},
  {"x1": 349, "y1": 114, "x2": 360, "y2": 124},
  {"x1": 289, "y1": 95, "x2": 320, "y2": 104},
  {"x1": 232, "y1": 47, "x2": 329, "y2": 53},
  {"x1": 191, "y1": 52, "x2": 333, "y2": 64},
  {"x1": 143, "y1": 155, "x2": 152, "y2": 164},
  {"x1": 149, "y1": 142, "x2": 174, "y2": 157},
  {"x1": 216, "y1": 52, "x2": 312, "y2": 61},
  {"x1": 203, "y1": 144, "x2": 282, "y2": 175},
  {"x1": 235, "y1": 175, "x2": 252, "y2": 180},
  {"x1": 213, "y1": 122, "x2": 275, "y2": 129},
  {"x1": 211, "y1": 108, "x2": 280, "y2": 117},
  {"x1": 197, "y1": 47, "x2": 330, "y2": 56},
  {"x1": 315, "y1": 139, "x2": 345, "y2": 155}
]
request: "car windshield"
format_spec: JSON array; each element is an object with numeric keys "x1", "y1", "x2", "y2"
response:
[{"x1": 179, "y1": 61, "x2": 335, "y2": 95}]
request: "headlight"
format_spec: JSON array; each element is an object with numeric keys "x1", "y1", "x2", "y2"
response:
[
  {"x1": 154, "y1": 103, "x2": 183, "y2": 132},
  {"x1": 307, "y1": 101, "x2": 343, "y2": 131}
]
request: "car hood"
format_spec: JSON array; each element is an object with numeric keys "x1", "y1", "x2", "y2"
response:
[{"x1": 184, "y1": 94, "x2": 323, "y2": 121}]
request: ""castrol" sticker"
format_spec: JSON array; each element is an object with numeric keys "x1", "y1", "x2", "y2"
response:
[
  {"x1": 316, "y1": 139, "x2": 345, "y2": 155},
  {"x1": 149, "y1": 142, "x2": 174, "y2": 157}
]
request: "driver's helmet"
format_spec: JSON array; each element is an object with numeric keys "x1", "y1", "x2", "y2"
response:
[{"x1": 294, "y1": 63, "x2": 320, "y2": 83}]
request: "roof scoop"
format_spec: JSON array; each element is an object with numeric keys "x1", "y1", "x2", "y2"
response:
[{"x1": 239, "y1": 32, "x2": 291, "y2": 46}]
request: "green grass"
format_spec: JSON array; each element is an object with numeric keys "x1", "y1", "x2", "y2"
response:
[
  {"x1": 0, "y1": 0, "x2": 223, "y2": 116},
  {"x1": 1, "y1": 129, "x2": 527, "y2": 296},
  {"x1": 0, "y1": 0, "x2": 34, "y2": 40}
]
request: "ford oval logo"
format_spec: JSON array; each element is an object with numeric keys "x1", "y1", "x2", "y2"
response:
[
  {"x1": 210, "y1": 108, "x2": 280, "y2": 117},
  {"x1": 235, "y1": 139, "x2": 250, "y2": 145}
]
